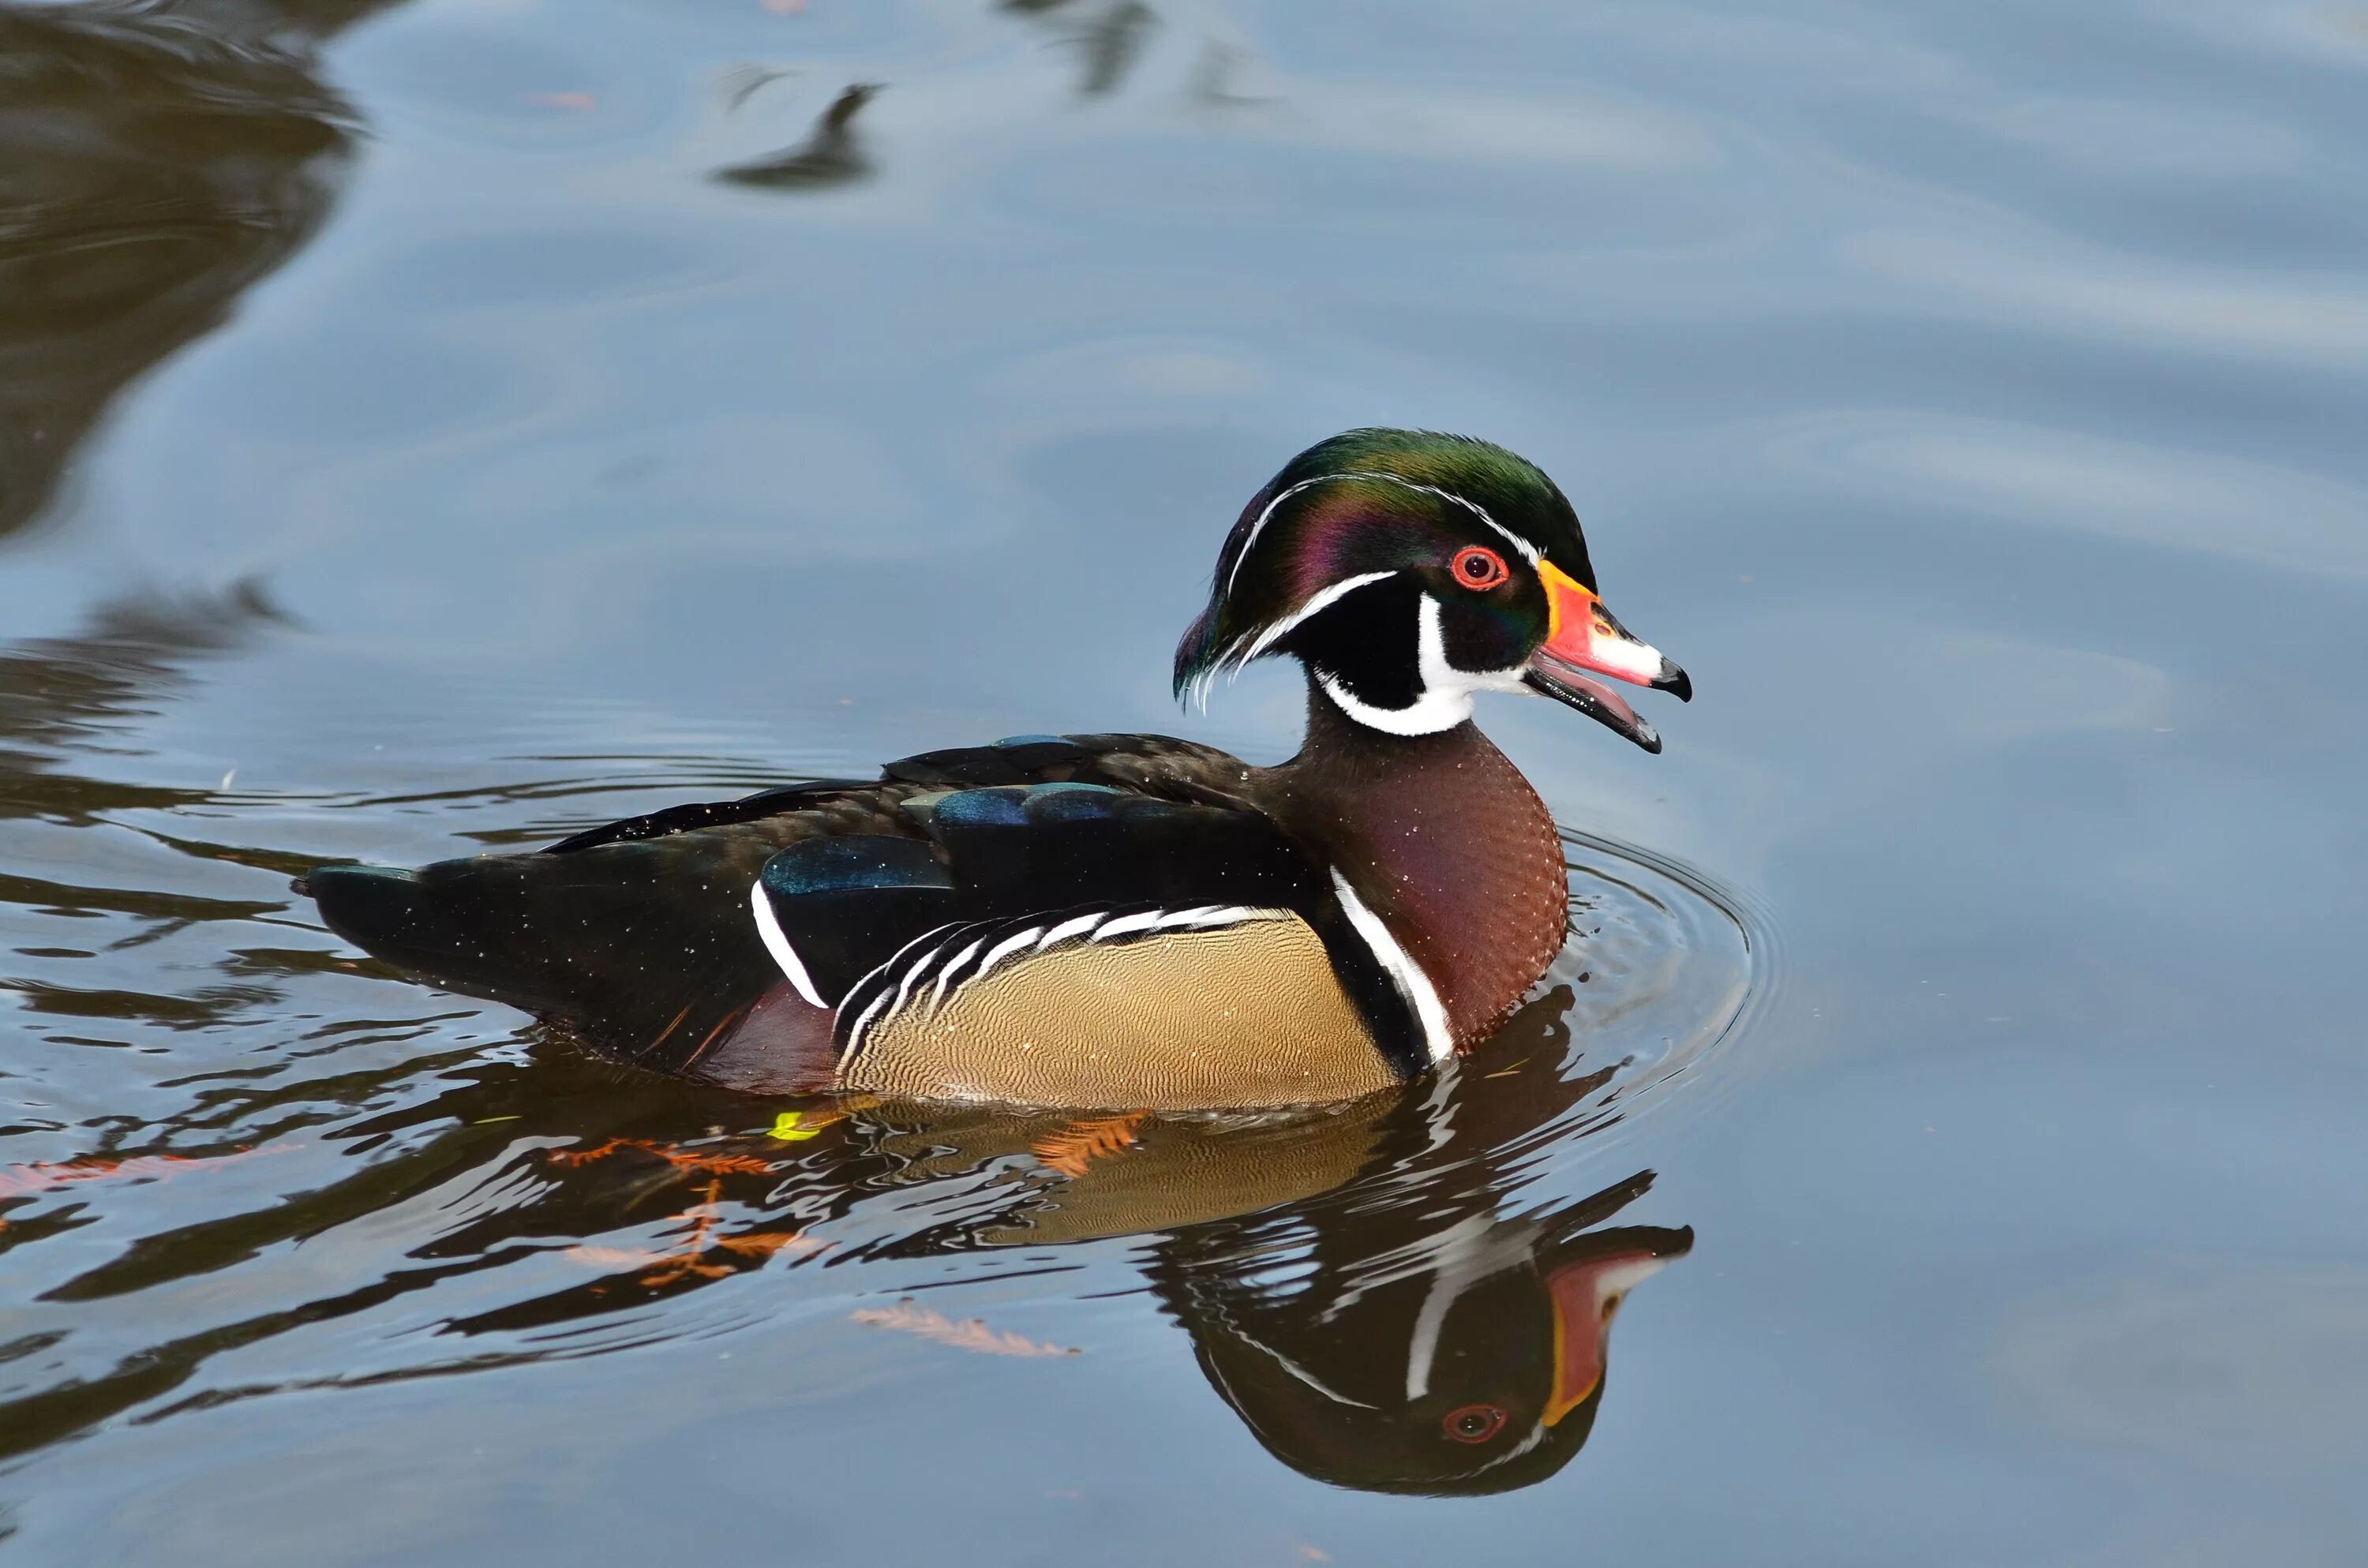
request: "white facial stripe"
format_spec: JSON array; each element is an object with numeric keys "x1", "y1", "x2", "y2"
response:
[
  {"x1": 1233, "y1": 570, "x2": 1399, "y2": 669},
  {"x1": 1317, "y1": 593, "x2": 1528, "y2": 737},
  {"x1": 1403, "y1": 1267, "x2": 1458, "y2": 1400},
  {"x1": 1329, "y1": 867, "x2": 1453, "y2": 1063},
  {"x1": 1223, "y1": 470, "x2": 1538, "y2": 602},
  {"x1": 1231, "y1": 1328, "x2": 1383, "y2": 1409},
  {"x1": 1336, "y1": 472, "x2": 1538, "y2": 564},
  {"x1": 1224, "y1": 473, "x2": 1358, "y2": 600},
  {"x1": 748, "y1": 881, "x2": 827, "y2": 1009},
  {"x1": 1470, "y1": 1417, "x2": 1555, "y2": 1473}
]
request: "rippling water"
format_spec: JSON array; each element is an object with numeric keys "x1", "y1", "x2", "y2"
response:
[{"x1": 3, "y1": 0, "x2": 2366, "y2": 1561}]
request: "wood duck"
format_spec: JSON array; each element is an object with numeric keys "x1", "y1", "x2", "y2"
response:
[{"x1": 303, "y1": 428, "x2": 1691, "y2": 1108}]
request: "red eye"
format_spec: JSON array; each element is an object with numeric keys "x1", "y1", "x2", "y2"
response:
[
  {"x1": 1442, "y1": 1403, "x2": 1508, "y2": 1444},
  {"x1": 1451, "y1": 547, "x2": 1508, "y2": 590}
]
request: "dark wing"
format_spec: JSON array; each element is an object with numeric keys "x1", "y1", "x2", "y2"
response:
[
  {"x1": 305, "y1": 826, "x2": 793, "y2": 1069},
  {"x1": 304, "y1": 733, "x2": 1310, "y2": 1076},
  {"x1": 533, "y1": 732, "x2": 1256, "y2": 857}
]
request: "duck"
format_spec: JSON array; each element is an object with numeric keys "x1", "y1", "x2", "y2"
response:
[{"x1": 302, "y1": 428, "x2": 1690, "y2": 1109}]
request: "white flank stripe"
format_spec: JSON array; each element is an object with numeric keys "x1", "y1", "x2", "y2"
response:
[
  {"x1": 972, "y1": 926, "x2": 1043, "y2": 983},
  {"x1": 1329, "y1": 868, "x2": 1454, "y2": 1063},
  {"x1": 838, "y1": 923, "x2": 961, "y2": 1050},
  {"x1": 1037, "y1": 914, "x2": 1103, "y2": 949},
  {"x1": 892, "y1": 939, "x2": 949, "y2": 1015},
  {"x1": 1175, "y1": 905, "x2": 1268, "y2": 929},
  {"x1": 845, "y1": 986, "x2": 893, "y2": 1051},
  {"x1": 1090, "y1": 909, "x2": 1167, "y2": 942},
  {"x1": 926, "y1": 937, "x2": 987, "y2": 1014},
  {"x1": 749, "y1": 880, "x2": 826, "y2": 1009}
]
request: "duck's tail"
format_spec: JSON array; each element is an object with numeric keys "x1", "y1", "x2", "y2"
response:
[{"x1": 302, "y1": 843, "x2": 781, "y2": 1072}]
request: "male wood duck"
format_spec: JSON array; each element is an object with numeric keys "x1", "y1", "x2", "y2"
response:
[{"x1": 304, "y1": 428, "x2": 1690, "y2": 1108}]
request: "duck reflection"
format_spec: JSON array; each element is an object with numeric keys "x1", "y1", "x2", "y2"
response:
[
  {"x1": 951, "y1": 985, "x2": 1691, "y2": 1494},
  {"x1": 440, "y1": 986, "x2": 1687, "y2": 1494},
  {"x1": 1161, "y1": 1174, "x2": 1684, "y2": 1495},
  {"x1": 0, "y1": 0, "x2": 392, "y2": 540}
]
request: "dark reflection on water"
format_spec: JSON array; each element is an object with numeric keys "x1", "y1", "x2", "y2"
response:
[
  {"x1": 0, "y1": 1026, "x2": 1698, "y2": 1497},
  {"x1": 715, "y1": 83, "x2": 881, "y2": 191},
  {"x1": 0, "y1": 0, "x2": 391, "y2": 540},
  {"x1": 1146, "y1": 1139, "x2": 1688, "y2": 1495}
]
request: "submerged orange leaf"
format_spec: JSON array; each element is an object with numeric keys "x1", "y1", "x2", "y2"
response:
[
  {"x1": 850, "y1": 1299, "x2": 1080, "y2": 1358},
  {"x1": 0, "y1": 1143, "x2": 296, "y2": 1199},
  {"x1": 548, "y1": 1138, "x2": 774, "y2": 1177},
  {"x1": 714, "y1": 1228, "x2": 822, "y2": 1259}
]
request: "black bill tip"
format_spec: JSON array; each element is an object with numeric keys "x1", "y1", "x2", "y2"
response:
[{"x1": 1653, "y1": 659, "x2": 1692, "y2": 704}]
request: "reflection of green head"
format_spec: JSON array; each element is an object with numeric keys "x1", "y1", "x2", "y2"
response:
[{"x1": 1171, "y1": 1199, "x2": 1692, "y2": 1497}]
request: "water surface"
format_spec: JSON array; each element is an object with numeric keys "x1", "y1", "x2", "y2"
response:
[{"x1": 3, "y1": 0, "x2": 2366, "y2": 1561}]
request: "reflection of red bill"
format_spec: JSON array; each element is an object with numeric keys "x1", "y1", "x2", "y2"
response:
[
  {"x1": 1523, "y1": 561, "x2": 1690, "y2": 754},
  {"x1": 1543, "y1": 1251, "x2": 1673, "y2": 1426}
]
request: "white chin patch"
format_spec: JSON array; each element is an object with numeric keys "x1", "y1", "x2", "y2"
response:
[{"x1": 1318, "y1": 594, "x2": 1527, "y2": 737}]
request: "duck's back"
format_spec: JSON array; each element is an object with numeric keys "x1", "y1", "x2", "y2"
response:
[{"x1": 304, "y1": 733, "x2": 1429, "y2": 1106}]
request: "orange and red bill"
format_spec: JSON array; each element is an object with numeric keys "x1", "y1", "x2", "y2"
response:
[{"x1": 1523, "y1": 562, "x2": 1692, "y2": 753}]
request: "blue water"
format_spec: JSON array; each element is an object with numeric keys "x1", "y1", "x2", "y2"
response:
[{"x1": 3, "y1": 0, "x2": 2366, "y2": 1560}]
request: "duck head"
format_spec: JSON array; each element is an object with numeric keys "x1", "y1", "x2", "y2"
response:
[{"x1": 1175, "y1": 428, "x2": 1690, "y2": 750}]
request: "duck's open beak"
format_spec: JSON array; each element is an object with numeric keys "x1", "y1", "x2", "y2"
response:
[{"x1": 1523, "y1": 562, "x2": 1691, "y2": 754}]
